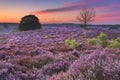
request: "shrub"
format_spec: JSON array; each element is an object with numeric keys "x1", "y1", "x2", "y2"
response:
[
  {"x1": 70, "y1": 40, "x2": 79, "y2": 48},
  {"x1": 64, "y1": 39, "x2": 71, "y2": 46},
  {"x1": 97, "y1": 32, "x2": 108, "y2": 41},
  {"x1": 97, "y1": 32, "x2": 108, "y2": 47},
  {"x1": 87, "y1": 32, "x2": 108, "y2": 47},
  {"x1": 64, "y1": 39, "x2": 79, "y2": 48},
  {"x1": 18, "y1": 15, "x2": 41, "y2": 31},
  {"x1": 87, "y1": 38, "x2": 97, "y2": 45},
  {"x1": 87, "y1": 32, "x2": 120, "y2": 49},
  {"x1": 46, "y1": 71, "x2": 72, "y2": 80},
  {"x1": 15, "y1": 57, "x2": 37, "y2": 69},
  {"x1": 0, "y1": 61, "x2": 14, "y2": 79},
  {"x1": 115, "y1": 37, "x2": 120, "y2": 42},
  {"x1": 42, "y1": 60, "x2": 70, "y2": 75},
  {"x1": 69, "y1": 49, "x2": 120, "y2": 80},
  {"x1": 33, "y1": 54, "x2": 54, "y2": 69},
  {"x1": 109, "y1": 41, "x2": 120, "y2": 49}
]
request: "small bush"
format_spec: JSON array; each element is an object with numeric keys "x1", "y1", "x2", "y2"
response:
[
  {"x1": 70, "y1": 40, "x2": 79, "y2": 48},
  {"x1": 115, "y1": 37, "x2": 120, "y2": 42},
  {"x1": 15, "y1": 54, "x2": 54, "y2": 70},
  {"x1": 109, "y1": 41, "x2": 120, "y2": 49},
  {"x1": 64, "y1": 39, "x2": 71, "y2": 46},
  {"x1": 15, "y1": 57, "x2": 37, "y2": 69},
  {"x1": 33, "y1": 54, "x2": 54, "y2": 69},
  {"x1": 64, "y1": 39, "x2": 79, "y2": 48},
  {"x1": 46, "y1": 71, "x2": 72, "y2": 80},
  {"x1": 87, "y1": 32, "x2": 108, "y2": 47},
  {"x1": 97, "y1": 32, "x2": 108, "y2": 41},
  {"x1": 19, "y1": 15, "x2": 41, "y2": 31},
  {"x1": 87, "y1": 32, "x2": 120, "y2": 49},
  {"x1": 97, "y1": 32, "x2": 108, "y2": 47},
  {"x1": 43, "y1": 60, "x2": 70, "y2": 75},
  {"x1": 87, "y1": 38, "x2": 97, "y2": 45}
]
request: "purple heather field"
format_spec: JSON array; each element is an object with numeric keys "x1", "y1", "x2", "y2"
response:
[{"x1": 0, "y1": 24, "x2": 120, "y2": 80}]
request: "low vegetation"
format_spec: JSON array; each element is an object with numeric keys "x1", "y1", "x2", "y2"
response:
[
  {"x1": 87, "y1": 32, "x2": 120, "y2": 48},
  {"x1": 64, "y1": 39, "x2": 79, "y2": 48},
  {"x1": 0, "y1": 27, "x2": 120, "y2": 80}
]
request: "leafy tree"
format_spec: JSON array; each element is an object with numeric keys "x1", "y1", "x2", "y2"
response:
[{"x1": 19, "y1": 15, "x2": 41, "y2": 31}]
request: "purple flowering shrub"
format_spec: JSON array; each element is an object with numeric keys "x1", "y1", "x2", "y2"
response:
[
  {"x1": 0, "y1": 61, "x2": 37, "y2": 80},
  {"x1": 0, "y1": 61, "x2": 14, "y2": 79},
  {"x1": 15, "y1": 53, "x2": 55, "y2": 70},
  {"x1": 42, "y1": 59, "x2": 70, "y2": 75},
  {"x1": 49, "y1": 43, "x2": 74, "y2": 54},
  {"x1": 15, "y1": 56, "x2": 37, "y2": 70},
  {"x1": 46, "y1": 71, "x2": 72, "y2": 80},
  {"x1": 33, "y1": 53, "x2": 55, "y2": 68},
  {"x1": 69, "y1": 49, "x2": 120, "y2": 80},
  {"x1": 0, "y1": 27, "x2": 120, "y2": 80}
]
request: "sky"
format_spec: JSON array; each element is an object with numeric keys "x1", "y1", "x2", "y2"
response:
[{"x1": 0, "y1": 0, "x2": 120, "y2": 24}]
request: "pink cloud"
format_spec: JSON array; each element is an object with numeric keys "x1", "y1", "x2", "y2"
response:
[
  {"x1": 96, "y1": 3, "x2": 120, "y2": 12},
  {"x1": 95, "y1": 11, "x2": 120, "y2": 23},
  {"x1": 31, "y1": 0, "x2": 119, "y2": 15},
  {"x1": 30, "y1": 0, "x2": 98, "y2": 15},
  {"x1": 30, "y1": 0, "x2": 120, "y2": 24}
]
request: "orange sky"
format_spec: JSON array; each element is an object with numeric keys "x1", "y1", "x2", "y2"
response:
[{"x1": 0, "y1": 0, "x2": 120, "y2": 24}]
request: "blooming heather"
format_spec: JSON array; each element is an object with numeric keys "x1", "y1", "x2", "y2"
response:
[{"x1": 69, "y1": 49, "x2": 120, "y2": 80}]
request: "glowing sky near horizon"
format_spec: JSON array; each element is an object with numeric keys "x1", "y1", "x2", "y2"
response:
[{"x1": 0, "y1": 0, "x2": 120, "y2": 24}]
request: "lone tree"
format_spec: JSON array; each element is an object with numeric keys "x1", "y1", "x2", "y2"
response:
[
  {"x1": 19, "y1": 15, "x2": 41, "y2": 31},
  {"x1": 77, "y1": 8, "x2": 96, "y2": 29}
]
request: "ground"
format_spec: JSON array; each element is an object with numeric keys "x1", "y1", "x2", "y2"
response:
[{"x1": 0, "y1": 26, "x2": 120, "y2": 80}]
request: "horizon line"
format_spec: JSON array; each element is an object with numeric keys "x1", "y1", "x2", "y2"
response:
[{"x1": 0, "y1": 22, "x2": 120, "y2": 25}]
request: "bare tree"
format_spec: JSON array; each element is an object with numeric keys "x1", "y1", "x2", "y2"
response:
[{"x1": 77, "y1": 8, "x2": 96, "y2": 29}]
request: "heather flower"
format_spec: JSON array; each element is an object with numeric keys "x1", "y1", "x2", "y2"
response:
[
  {"x1": 15, "y1": 56, "x2": 37, "y2": 70},
  {"x1": 33, "y1": 54, "x2": 55, "y2": 69},
  {"x1": 46, "y1": 71, "x2": 73, "y2": 80},
  {"x1": 69, "y1": 49, "x2": 120, "y2": 80},
  {"x1": 42, "y1": 59, "x2": 70, "y2": 75},
  {"x1": 0, "y1": 24, "x2": 120, "y2": 80}
]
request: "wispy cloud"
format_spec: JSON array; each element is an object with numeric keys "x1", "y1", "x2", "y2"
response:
[
  {"x1": 30, "y1": 0, "x2": 120, "y2": 24},
  {"x1": 31, "y1": 6, "x2": 81, "y2": 14},
  {"x1": 30, "y1": 0, "x2": 95, "y2": 14},
  {"x1": 31, "y1": 0, "x2": 119, "y2": 14}
]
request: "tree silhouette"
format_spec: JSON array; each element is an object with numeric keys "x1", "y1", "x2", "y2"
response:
[
  {"x1": 77, "y1": 8, "x2": 96, "y2": 29},
  {"x1": 19, "y1": 15, "x2": 41, "y2": 31}
]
